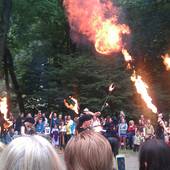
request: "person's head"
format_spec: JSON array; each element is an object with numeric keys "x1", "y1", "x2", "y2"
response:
[
  {"x1": 67, "y1": 115, "x2": 71, "y2": 120},
  {"x1": 120, "y1": 111, "x2": 125, "y2": 117},
  {"x1": 78, "y1": 114, "x2": 93, "y2": 129},
  {"x1": 139, "y1": 139, "x2": 170, "y2": 170},
  {"x1": 129, "y1": 120, "x2": 134, "y2": 126},
  {"x1": 147, "y1": 119, "x2": 151, "y2": 125},
  {"x1": 53, "y1": 112, "x2": 57, "y2": 118},
  {"x1": 139, "y1": 119, "x2": 142, "y2": 125},
  {"x1": 58, "y1": 114, "x2": 62, "y2": 120},
  {"x1": 140, "y1": 114, "x2": 144, "y2": 119},
  {"x1": 0, "y1": 135, "x2": 64, "y2": 170},
  {"x1": 65, "y1": 130, "x2": 113, "y2": 170}
]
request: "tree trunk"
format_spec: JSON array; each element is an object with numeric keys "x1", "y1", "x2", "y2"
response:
[
  {"x1": 0, "y1": 0, "x2": 12, "y2": 77},
  {"x1": 5, "y1": 47, "x2": 25, "y2": 114},
  {"x1": 3, "y1": 48, "x2": 11, "y2": 117}
]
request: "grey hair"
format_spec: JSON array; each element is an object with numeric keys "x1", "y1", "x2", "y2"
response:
[
  {"x1": 0, "y1": 142, "x2": 5, "y2": 153},
  {"x1": 0, "y1": 135, "x2": 65, "y2": 170}
]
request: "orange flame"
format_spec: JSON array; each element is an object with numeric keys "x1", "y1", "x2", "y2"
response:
[
  {"x1": 64, "y1": 96, "x2": 79, "y2": 114},
  {"x1": 95, "y1": 20, "x2": 130, "y2": 54},
  {"x1": 64, "y1": 0, "x2": 130, "y2": 55},
  {"x1": 122, "y1": 48, "x2": 133, "y2": 69},
  {"x1": 162, "y1": 53, "x2": 170, "y2": 71},
  {"x1": 0, "y1": 97, "x2": 12, "y2": 128},
  {"x1": 0, "y1": 97, "x2": 8, "y2": 119},
  {"x1": 122, "y1": 48, "x2": 132, "y2": 62},
  {"x1": 131, "y1": 72, "x2": 157, "y2": 114}
]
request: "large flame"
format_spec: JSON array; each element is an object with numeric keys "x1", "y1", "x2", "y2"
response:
[
  {"x1": 162, "y1": 53, "x2": 170, "y2": 71},
  {"x1": 0, "y1": 97, "x2": 12, "y2": 129},
  {"x1": 131, "y1": 72, "x2": 157, "y2": 114},
  {"x1": 0, "y1": 97, "x2": 8, "y2": 119},
  {"x1": 64, "y1": 0, "x2": 130, "y2": 55},
  {"x1": 64, "y1": 96, "x2": 79, "y2": 114}
]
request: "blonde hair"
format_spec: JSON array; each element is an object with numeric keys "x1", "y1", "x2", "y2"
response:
[
  {"x1": 0, "y1": 135, "x2": 65, "y2": 170},
  {"x1": 65, "y1": 130, "x2": 113, "y2": 170}
]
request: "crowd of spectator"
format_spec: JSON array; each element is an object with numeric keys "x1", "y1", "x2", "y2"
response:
[
  {"x1": 1, "y1": 109, "x2": 170, "y2": 152},
  {"x1": 1, "y1": 109, "x2": 170, "y2": 170}
]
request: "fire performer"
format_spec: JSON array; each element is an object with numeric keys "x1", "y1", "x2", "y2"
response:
[
  {"x1": 76, "y1": 110, "x2": 119, "y2": 156},
  {"x1": 155, "y1": 113, "x2": 167, "y2": 140}
]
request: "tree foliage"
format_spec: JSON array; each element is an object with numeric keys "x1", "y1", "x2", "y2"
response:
[{"x1": 0, "y1": 0, "x2": 170, "y2": 119}]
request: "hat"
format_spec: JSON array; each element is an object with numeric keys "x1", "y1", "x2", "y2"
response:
[{"x1": 78, "y1": 114, "x2": 93, "y2": 126}]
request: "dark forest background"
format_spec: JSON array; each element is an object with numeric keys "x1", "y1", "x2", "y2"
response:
[{"x1": 0, "y1": 0, "x2": 170, "y2": 120}]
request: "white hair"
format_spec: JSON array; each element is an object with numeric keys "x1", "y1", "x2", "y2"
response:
[
  {"x1": 0, "y1": 135, "x2": 65, "y2": 170},
  {"x1": 0, "y1": 142, "x2": 5, "y2": 153}
]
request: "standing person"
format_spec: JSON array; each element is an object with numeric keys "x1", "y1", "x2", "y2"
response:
[
  {"x1": 156, "y1": 113, "x2": 166, "y2": 140},
  {"x1": 35, "y1": 118, "x2": 45, "y2": 134},
  {"x1": 145, "y1": 119, "x2": 154, "y2": 140},
  {"x1": 57, "y1": 114, "x2": 64, "y2": 149},
  {"x1": 140, "y1": 114, "x2": 146, "y2": 126},
  {"x1": 119, "y1": 111, "x2": 125, "y2": 123},
  {"x1": 14, "y1": 113, "x2": 24, "y2": 135},
  {"x1": 51, "y1": 124, "x2": 59, "y2": 147},
  {"x1": 133, "y1": 130, "x2": 142, "y2": 152},
  {"x1": 127, "y1": 120, "x2": 136, "y2": 149},
  {"x1": 118, "y1": 118, "x2": 128, "y2": 148},
  {"x1": 42, "y1": 113, "x2": 48, "y2": 126},
  {"x1": 65, "y1": 115, "x2": 74, "y2": 144},
  {"x1": 137, "y1": 119, "x2": 145, "y2": 135},
  {"x1": 49, "y1": 112, "x2": 58, "y2": 130},
  {"x1": 103, "y1": 115, "x2": 119, "y2": 156},
  {"x1": 59, "y1": 121, "x2": 66, "y2": 149},
  {"x1": 21, "y1": 114, "x2": 35, "y2": 135},
  {"x1": 92, "y1": 114, "x2": 102, "y2": 133}
]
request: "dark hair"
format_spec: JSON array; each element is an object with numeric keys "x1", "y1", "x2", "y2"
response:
[{"x1": 139, "y1": 139, "x2": 170, "y2": 170}]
